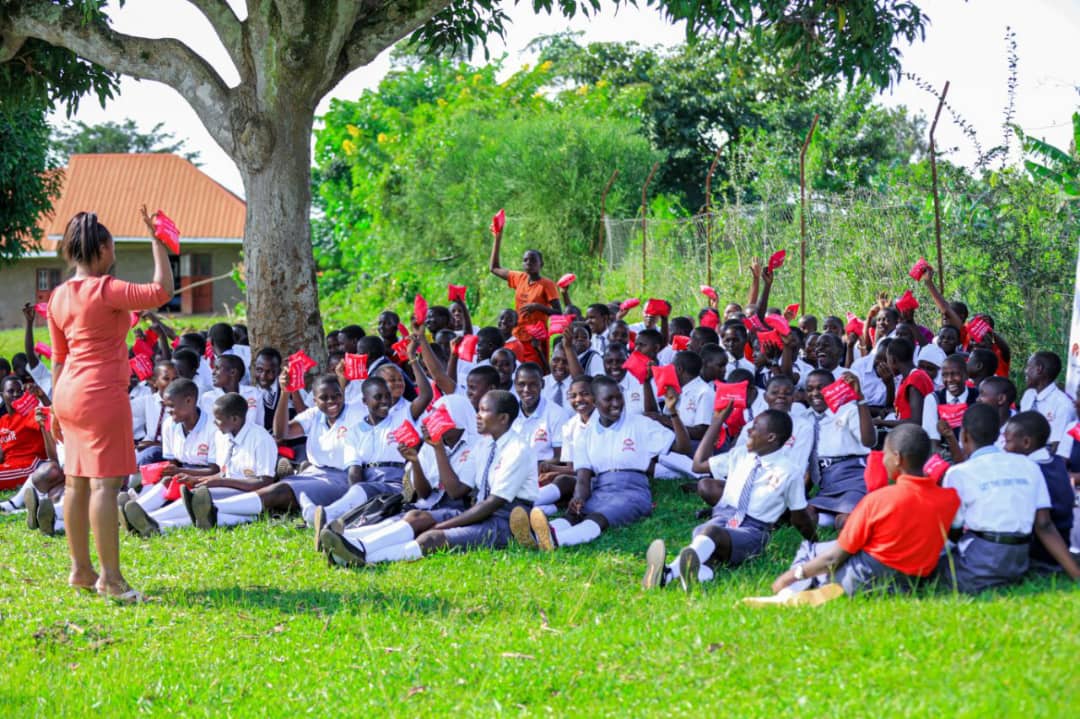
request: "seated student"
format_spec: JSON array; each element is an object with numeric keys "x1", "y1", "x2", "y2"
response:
[
  {"x1": 849, "y1": 335, "x2": 891, "y2": 409},
  {"x1": 319, "y1": 390, "x2": 538, "y2": 565},
  {"x1": 134, "y1": 359, "x2": 179, "y2": 466},
  {"x1": 208, "y1": 322, "x2": 252, "y2": 385},
  {"x1": 120, "y1": 378, "x2": 219, "y2": 522},
  {"x1": 490, "y1": 347, "x2": 517, "y2": 392},
  {"x1": 199, "y1": 354, "x2": 260, "y2": 429},
  {"x1": 375, "y1": 310, "x2": 402, "y2": 349},
  {"x1": 304, "y1": 369, "x2": 430, "y2": 527},
  {"x1": 517, "y1": 376, "x2": 690, "y2": 551},
  {"x1": 1053, "y1": 392, "x2": 1080, "y2": 482},
  {"x1": 128, "y1": 364, "x2": 153, "y2": 444},
  {"x1": 1019, "y1": 351, "x2": 1076, "y2": 453},
  {"x1": 917, "y1": 343, "x2": 947, "y2": 392},
  {"x1": 935, "y1": 325, "x2": 962, "y2": 357},
  {"x1": 599, "y1": 342, "x2": 646, "y2": 416},
  {"x1": 966, "y1": 347, "x2": 998, "y2": 389},
  {"x1": 720, "y1": 322, "x2": 755, "y2": 378},
  {"x1": 689, "y1": 326, "x2": 720, "y2": 356},
  {"x1": 937, "y1": 404, "x2": 1080, "y2": 594},
  {"x1": 652, "y1": 351, "x2": 715, "y2": 478},
  {"x1": 448, "y1": 326, "x2": 504, "y2": 391},
  {"x1": 584, "y1": 303, "x2": 613, "y2": 354},
  {"x1": 10, "y1": 406, "x2": 65, "y2": 532},
  {"x1": 699, "y1": 343, "x2": 729, "y2": 384},
  {"x1": 657, "y1": 316, "x2": 692, "y2": 366},
  {"x1": 541, "y1": 340, "x2": 573, "y2": 409},
  {"x1": 802, "y1": 369, "x2": 875, "y2": 529},
  {"x1": 339, "y1": 325, "x2": 366, "y2": 355},
  {"x1": 645, "y1": 410, "x2": 816, "y2": 593},
  {"x1": 568, "y1": 322, "x2": 605, "y2": 377},
  {"x1": 532, "y1": 375, "x2": 596, "y2": 515},
  {"x1": 511, "y1": 363, "x2": 571, "y2": 464},
  {"x1": 608, "y1": 319, "x2": 632, "y2": 349},
  {"x1": 170, "y1": 348, "x2": 202, "y2": 392},
  {"x1": 928, "y1": 353, "x2": 976, "y2": 457},
  {"x1": 769, "y1": 424, "x2": 961, "y2": 600},
  {"x1": 0, "y1": 376, "x2": 48, "y2": 492},
  {"x1": 449, "y1": 299, "x2": 472, "y2": 337},
  {"x1": 1003, "y1": 411, "x2": 1077, "y2": 572},
  {"x1": 885, "y1": 338, "x2": 935, "y2": 425},
  {"x1": 974, "y1": 375, "x2": 1017, "y2": 452},
  {"x1": 968, "y1": 314, "x2": 1012, "y2": 377},
  {"x1": 122, "y1": 393, "x2": 278, "y2": 537},
  {"x1": 820, "y1": 315, "x2": 844, "y2": 338},
  {"x1": 186, "y1": 372, "x2": 366, "y2": 529},
  {"x1": 176, "y1": 332, "x2": 214, "y2": 392},
  {"x1": 433, "y1": 329, "x2": 456, "y2": 361},
  {"x1": 424, "y1": 305, "x2": 453, "y2": 338},
  {"x1": 633, "y1": 329, "x2": 665, "y2": 365},
  {"x1": 251, "y1": 347, "x2": 284, "y2": 431}
]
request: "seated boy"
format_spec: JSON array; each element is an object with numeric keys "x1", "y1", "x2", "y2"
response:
[{"x1": 1019, "y1": 351, "x2": 1076, "y2": 453}]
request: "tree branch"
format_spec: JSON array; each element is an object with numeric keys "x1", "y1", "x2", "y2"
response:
[
  {"x1": 4, "y1": 2, "x2": 236, "y2": 156},
  {"x1": 0, "y1": 30, "x2": 27, "y2": 63},
  {"x1": 186, "y1": 0, "x2": 244, "y2": 71}
]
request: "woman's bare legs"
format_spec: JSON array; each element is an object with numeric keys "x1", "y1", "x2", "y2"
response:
[
  {"x1": 63, "y1": 475, "x2": 98, "y2": 589},
  {"x1": 89, "y1": 476, "x2": 131, "y2": 594}
]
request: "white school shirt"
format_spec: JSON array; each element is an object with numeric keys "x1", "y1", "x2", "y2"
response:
[
  {"x1": 920, "y1": 391, "x2": 941, "y2": 441},
  {"x1": 129, "y1": 383, "x2": 152, "y2": 441},
  {"x1": 161, "y1": 409, "x2": 217, "y2": 466},
  {"x1": 664, "y1": 376, "x2": 714, "y2": 428},
  {"x1": 472, "y1": 431, "x2": 539, "y2": 503},
  {"x1": 541, "y1": 374, "x2": 572, "y2": 410},
  {"x1": 812, "y1": 403, "x2": 871, "y2": 458},
  {"x1": 512, "y1": 396, "x2": 571, "y2": 462},
  {"x1": 792, "y1": 358, "x2": 814, "y2": 390},
  {"x1": 293, "y1": 403, "x2": 366, "y2": 469},
  {"x1": 29, "y1": 361, "x2": 52, "y2": 398},
  {"x1": 254, "y1": 383, "x2": 281, "y2": 430},
  {"x1": 725, "y1": 357, "x2": 756, "y2": 378},
  {"x1": 413, "y1": 436, "x2": 478, "y2": 509},
  {"x1": 590, "y1": 328, "x2": 610, "y2": 355},
  {"x1": 1020, "y1": 384, "x2": 1076, "y2": 445},
  {"x1": 136, "y1": 392, "x2": 168, "y2": 443},
  {"x1": 1055, "y1": 421, "x2": 1080, "y2": 462},
  {"x1": 942, "y1": 446, "x2": 1050, "y2": 534},
  {"x1": 575, "y1": 412, "x2": 674, "y2": 474},
  {"x1": 617, "y1": 373, "x2": 646, "y2": 416},
  {"x1": 343, "y1": 402, "x2": 415, "y2": 467},
  {"x1": 558, "y1": 411, "x2": 594, "y2": 467},
  {"x1": 849, "y1": 354, "x2": 887, "y2": 406},
  {"x1": 213, "y1": 421, "x2": 278, "y2": 479},
  {"x1": 199, "y1": 386, "x2": 260, "y2": 429},
  {"x1": 657, "y1": 345, "x2": 677, "y2": 367},
  {"x1": 732, "y1": 411, "x2": 814, "y2": 476},
  {"x1": 707, "y1": 446, "x2": 808, "y2": 523},
  {"x1": 194, "y1": 359, "x2": 214, "y2": 394},
  {"x1": 454, "y1": 357, "x2": 490, "y2": 395}
]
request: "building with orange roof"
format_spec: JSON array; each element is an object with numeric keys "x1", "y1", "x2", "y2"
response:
[{"x1": 3, "y1": 153, "x2": 244, "y2": 328}]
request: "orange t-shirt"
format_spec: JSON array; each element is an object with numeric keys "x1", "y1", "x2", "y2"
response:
[
  {"x1": 506, "y1": 271, "x2": 558, "y2": 354},
  {"x1": 0, "y1": 410, "x2": 47, "y2": 470},
  {"x1": 837, "y1": 473, "x2": 960, "y2": 577}
]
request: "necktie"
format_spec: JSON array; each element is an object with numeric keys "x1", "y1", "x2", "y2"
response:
[
  {"x1": 220, "y1": 437, "x2": 235, "y2": 478},
  {"x1": 152, "y1": 401, "x2": 166, "y2": 442},
  {"x1": 809, "y1": 413, "x2": 822, "y2": 487},
  {"x1": 478, "y1": 442, "x2": 497, "y2": 500},
  {"x1": 553, "y1": 380, "x2": 564, "y2": 407},
  {"x1": 733, "y1": 456, "x2": 763, "y2": 526}
]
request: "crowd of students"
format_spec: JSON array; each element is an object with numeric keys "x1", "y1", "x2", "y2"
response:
[{"x1": 2, "y1": 231, "x2": 1079, "y2": 602}]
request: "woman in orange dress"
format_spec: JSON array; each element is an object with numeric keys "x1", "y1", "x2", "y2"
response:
[{"x1": 47, "y1": 210, "x2": 173, "y2": 602}]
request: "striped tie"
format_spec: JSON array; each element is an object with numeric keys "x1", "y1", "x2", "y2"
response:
[{"x1": 733, "y1": 456, "x2": 763, "y2": 526}]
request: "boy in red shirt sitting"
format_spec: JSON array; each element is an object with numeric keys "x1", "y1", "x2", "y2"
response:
[{"x1": 769, "y1": 424, "x2": 960, "y2": 598}]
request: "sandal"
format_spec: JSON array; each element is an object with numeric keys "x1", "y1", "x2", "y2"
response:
[{"x1": 96, "y1": 585, "x2": 147, "y2": 605}]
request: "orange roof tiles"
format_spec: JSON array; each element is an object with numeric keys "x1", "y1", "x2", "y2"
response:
[{"x1": 35, "y1": 154, "x2": 245, "y2": 252}]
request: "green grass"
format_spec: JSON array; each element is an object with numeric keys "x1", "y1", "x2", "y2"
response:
[{"x1": 1, "y1": 481, "x2": 1077, "y2": 717}]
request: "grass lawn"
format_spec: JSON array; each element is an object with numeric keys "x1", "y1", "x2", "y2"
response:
[{"x1": 1, "y1": 481, "x2": 1077, "y2": 717}]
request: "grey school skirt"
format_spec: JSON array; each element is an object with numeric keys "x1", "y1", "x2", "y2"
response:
[
  {"x1": 695, "y1": 504, "x2": 772, "y2": 566},
  {"x1": 936, "y1": 532, "x2": 1030, "y2": 594},
  {"x1": 809, "y1": 456, "x2": 868, "y2": 514},
  {"x1": 582, "y1": 470, "x2": 653, "y2": 528}
]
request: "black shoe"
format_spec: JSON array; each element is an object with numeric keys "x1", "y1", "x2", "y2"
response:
[
  {"x1": 695, "y1": 507, "x2": 712, "y2": 520},
  {"x1": 123, "y1": 502, "x2": 161, "y2": 538},
  {"x1": 24, "y1": 486, "x2": 39, "y2": 531},
  {"x1": 37, "y1": 496, "x2": 56, "y2": 537},
  {"x1": 191, "y1": 487, "x2": 217, "y2": 529},
  {"x1": 319, "y1": 527, "x2": 366, "y2": 568},
  {"x1": 180, "y1": 485, "x2": 197, "y2": 526},
  {"x1": 677, "y1": 547, "x2": 700, "y2": 595}
]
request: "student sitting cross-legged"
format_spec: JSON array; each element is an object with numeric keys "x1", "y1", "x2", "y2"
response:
[
  {"x1": 319, "y1": 389, "x2": 538, "y2": 566},
  {"x1": 643, "y1": 408, "x2": 816, "y2": 594},
  {"x1": 122, "y1": 393, "x2": 278, "y2": 536}
]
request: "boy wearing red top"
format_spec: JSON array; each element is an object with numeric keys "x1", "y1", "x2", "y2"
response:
[
  {"x1": 0, "y1": 376, "x2": 48, "y2": 490},
  {"x1": 771, "y1": 424, "x2": 960, "y2": 597},
  {"x1": 489, "y1": 226, "x2": 561, "y2": 364}
]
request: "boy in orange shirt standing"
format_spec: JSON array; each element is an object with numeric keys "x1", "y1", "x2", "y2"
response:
[{"x1": 489, "y1": 222, "x2": 561, "y2": 364}]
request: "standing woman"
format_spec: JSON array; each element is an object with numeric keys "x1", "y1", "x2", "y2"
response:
[{"x1": 47, "y1": 209, "x2": 173, "y2": 602}]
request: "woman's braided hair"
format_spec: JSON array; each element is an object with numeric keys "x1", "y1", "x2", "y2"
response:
[{"x1": 61, "y1": 212, "x2": 112, "y2": 266}]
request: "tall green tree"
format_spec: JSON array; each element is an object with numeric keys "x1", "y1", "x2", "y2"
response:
[
  {"x1": 0, "y1": 101, "x2": 62, "y2": 262},
  {"x1": 50, "y1": 118, "x2": 201, "y2": 164},
  {"x1": 1, "y1": 0, "x2": 929, "y2": 358}
]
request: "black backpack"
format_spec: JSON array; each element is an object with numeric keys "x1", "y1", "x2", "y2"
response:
[{"x1": 339, "y1": 492, "x2": 405, "y2": 530}]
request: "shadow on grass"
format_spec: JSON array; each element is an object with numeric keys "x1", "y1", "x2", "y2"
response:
[{"x1": 160, "y1": 583, "x2": 454, "y2": 616}]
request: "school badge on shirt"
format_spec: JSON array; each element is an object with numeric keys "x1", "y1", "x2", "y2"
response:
[
  {"x1": 533, "y1": 428, "x2": 548, "y2": 445},
  {"x1": 621, "y1": 438, "x2": 636, "y2": 452}
]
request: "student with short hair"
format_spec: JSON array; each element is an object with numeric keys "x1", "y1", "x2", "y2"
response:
[
  {"x1": 319, "y1": 390, "x2": 538, "y2": 565},
  {"x1": 208, "y1": 322, "x2": 252, "y2": 385},
  {"x1": 541, "y1": 341, "x2": 573, "y2": 409},
  {"x1": 569, "y1": 322, "x2": 604, "y2": 377},
  {"x1": 644, "y1": 409, "x2": 815, "y2": 593},
  {"x1": 720, "y1": 323, "x2": 755, "y2": 378},
  {"x1": 584, "y1": 303, "x2": 612, "y2": 354},
  {"x1": 511, "y1": 363, "x2": 571, "y2": 464},
  {"x1": 531, "y1": 375, "x2": 595, "y2": 515},
  {"x1": 133, "y1": 359, "x2": 179, "y2": 466},
  {"x1": 975, "y1": 376, "x2": 1017, "y2": 451},
  {"x1": 769, "y1": 424, "x2": 960, "y2": 599},
  {"x1": 601, "y1": 342, "x2": 645, "y2": 416},
  {"x1": 966, "y1": 348, "x2": 998, "y2": 389},
  {"x1": 199, "y1": 354, "x2": 260, "y2": 429},
  {"x1": 1019, "y1": 351, "x2": 1075, "y2": 452},
  {"x1": 489, "y1": 226, "x2": 561, "y2": 364},
  {"x1": 937, "y1": 403, "x2": 1080, "y2": 593},
  {"x1": 886, "y1": 338, "x2": 934, "y2": 423},
  {"x1": 251, "y1": 347, "x2": 284, "y2": 431},
  {"x1": 0, "y1": 376, "x2": 49, "y2": 492}
]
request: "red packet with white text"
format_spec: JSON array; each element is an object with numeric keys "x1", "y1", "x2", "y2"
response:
[
  {"x1": 130, "y1": 354, "x2": 154, "y2": 381},
  {"x1": 896, "y1": 289, "x2": 919, "y2": 314},
  {"x1": 966, "y1": 316, "x2": 991, "y2": 343},
  {"x1": 822, "y1": 378, "x2": 858, "y2": 413},
  {"x1": 421, "y1": 405, "x2": 457, "y2": 443},
  {"x1": 938, "y1": 403, "x2": 967, "y2": 429},
  {"x1": 557, "y1": 273, "x2": 576, "y2": 289},
  {"x1": 619, "y1": 298, "x2": 641, "y2": 312},
  {"x1": 391, "y1": 339, "x2": 410, "y2": 364},
  {"x1": 286, "y1": 350, "x2": 317, "y2": 392},
  {"x1": 670, "y1": 335, "x2": 690, "y2": 351},
  {"x1": 909, "y1": 258, "x2": 931, "y2": 281},
  {"x1": 391, "y1": 420, "x2": 422, "y2": 449},
  {"x1": 131, "y1": 337, "x2": 154, "y2": 359},
  {"x1": 767, "y1": 250, "x2": 786, "y2": 271},
  {"x1": 525, "y1": 322, "x2": 548, "y2": 341},
  {"x1": 455, "y1": 334, "x2": 478, "y2": 362},
  {"x1": 139, "y1": 461, "x2": 171, "y2": 486},
  {"x1": 700, "y1": 309, "x2": 719, "y2": 330},
  {"x1": 548, "y1": 315, "x2": 572, "y2": 335},
  {"x1": 652, "y1": 364, "x2": 681, "y2": 396},
  {"x1": 757, "y1": 330, "x2": 782, "y2": 351},
  {"x1": 413, "y1": 294, "x2": 428, "y2": 325},
  {"x1": 34, "y1": 302, "x2": 48, "y2": 319},
  {"x1": 644, "y1": 298, "x2": 670, "y2": 317},
  {"x1": 34, "y1": 342, "x2": 52, "y2": 359},
  {"x1": 448, "y1": 284, "x2": 467, "y2": 303},
  {"x1": 864, "y1": 450, "x2": 888, "y2": 492},
  {"x1": 490, "y1": 209, "x2": 506, "y2": 235},
  {"x1": 700, "y1": 285, "x2": 718, "y2": 301},
  {"x1": 344, "y1": 353, "x2": 368, "y2": 381},
  {"x1": 12, "y1": 392, "x2": 39, "y2": 417},
  {"x1": 622, "y1": 351, "x2": 651, "y2": 384},
  {"x1": 923, "y1": 454, "x2": 949, "y2": 483},
  {"x1": 764, "y1": 314, "x2": 791, "y2": 336},
  {"x1": 743, "y1": 314, "x2": 767, "y2": 332},
  {"x1": 152, "y1": 210, "x2": 181, "y2": 254},
  {"x1": 713, "y1": 381, "x2": 748, "y2": 413}
]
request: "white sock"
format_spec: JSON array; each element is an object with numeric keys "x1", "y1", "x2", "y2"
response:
[
  {"x1": 343, "y1": 517, "x2": 395, "y2": 541},
  {"x1": 550, "y1": 518, "x2": 572, "y2": 534},
  {"x1": 136, "y1": 483, "x2": 167, "y2": 512},
  {"x1": 667, "y1": 558, "x2": 680, "y2": 580},
  {"x1": 7, "y1": 479, "x2": 32, "y2": 508},
  {"x1": 54, "y1": 517, "x2": 65, "y2": 533},
  {"x1": 536, "y1": 484, "x2": 562, "y2": 505},
  {"x1": 214, "y1": 492, "x2": 263, "y2": 516},
  {"x1": 157, "y1": 515, "x2": 191, "y2": 532},
  {"x1": 689, "y1": 534, "x2": 716, "y2": 564},
  {"x1": 698, "y1": 564, "x2": 715, "y2": 582},
  {"x1": 216, "y1": 512, "x2": 256, "y2": 527},
  {"x1": 298, "y1": 492, "x2": 316, "y2": 525},
  {"x1": 324, "y1": 484, "x2": 369, "y2": 523},
  {"x1": 366, "y1": 540, "x2": 423, "y2": 564},
  {"x1": 354, "y1": 519, "x2": 414, "y2": 554},
  {"x1": 555, "y1": 519, "x2": 602, "y2": 547},
  {"x1": 150, "y1": 499, "x2": 191, "y2": 523},
  {"x1": 816, "y1": 512, "x2": 836, "y2": 528}
]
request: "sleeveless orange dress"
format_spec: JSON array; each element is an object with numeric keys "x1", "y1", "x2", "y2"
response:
[{"x1": 47, "y1": 276, "x2": 170, "y2": 477}]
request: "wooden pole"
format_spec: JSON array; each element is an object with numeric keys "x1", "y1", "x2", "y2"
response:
[
  {"x1": 929, "y1": 81, "x2": 950, "y2": 294},
  {"x1": 704, "y1": 146, "x2": 724, "y2": 287},
  {"x1": 598, "y1": 169, "x2": 619, "y2": 261},
  {"x1": 799, "y1": 113, "x2": 820, "y2": 314},
  {"x1": 641, "y1": 161, "x2": 659, "y2": 294}
]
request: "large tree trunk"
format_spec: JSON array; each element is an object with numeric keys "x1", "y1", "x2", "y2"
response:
[{"x1": 241, "y1": 108, "x2": 326, "y2": 366}]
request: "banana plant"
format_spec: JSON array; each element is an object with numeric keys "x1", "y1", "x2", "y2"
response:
[{"x1": 1013, "y1": 113, "x2": 1080, "y2": 199}]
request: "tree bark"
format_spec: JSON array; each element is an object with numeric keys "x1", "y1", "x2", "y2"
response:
[{"x1": 240, "y1": 106, "x2": 326, "y2": 366}]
